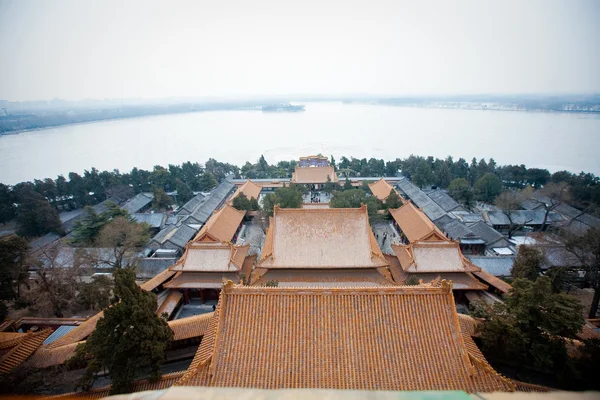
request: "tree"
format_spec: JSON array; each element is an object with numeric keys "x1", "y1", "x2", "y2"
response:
[
  {"x1": 232, "y1": 193, "x2": 251, "y2": 211},
  {"x1": 343, "y1": 177, "x2": 353, "y2": 190},
  {"x1": 70, "y1": 202, "x2": 129, "y2": 246},
  {"x1": 511, "y1": 245, "x2": 544, "y2": 281},
  {"x1": 474, "y1": 277, "x2": 583, "y2": 376},
  {"x1": 151, "y1": 187, "x2": 173, "y2": 211},
  {"x1": 14, "y1": 187, "x2": 64, "y2": 237},
  {"x1": 412, "y1": 160, "x2": 433, "y2": 188},
  {"x1": 474, "y1": 173, "x2": 502, "y2": 203},
  {"x1": 93, "y1": 217, "x2": 150, "y2": 269},
  {"x1": 77, "y1": 275, "x2": 113, "y2": 311},
  {"x1": 198, "y1": 172, "x2": 218, "y2": 191},
  {"x1": 495, "y1": 190, "x2": 529, "y2": 238},
  {"x1": 527, "y1": 182, "x2": 571, "y2": 231},
  {"x1": 0, "y1": 183, "x2": 16, "y2": 224},
  {"x1": 386, "y1": 189, "x2": 403, "y2": 209},
  {"x1": 25, "y1": 243, "x2": 80, "y2": 317},
  {"x1": 0, "y1": 235, "x2": 29, "y2": 300},
  {"x1": 175, "y1": 179, "x2": 193, "y2": 204},
  {"x1": 448, "y1": 178, "x2": 474, "y2": 208},
  {"x1": 74, "y1": 268, "x2": 173, "y2": 394},
  {"x1": 562, "y1": 227, "x2": 600, "y2": 318},
  {"x1": 261, "y1": 186, "x2": 303, "y2": 217},
  {"x1": 330, "y1": 189, "x2": 383, "y2": 223},
  {"x1": 249, "y1": 197, "x2": 260, "y2": 211}
]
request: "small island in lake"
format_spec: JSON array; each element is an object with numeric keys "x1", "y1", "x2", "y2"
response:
[{"x1": 261, "y1": 103, "x2": 305, "y2": 112}]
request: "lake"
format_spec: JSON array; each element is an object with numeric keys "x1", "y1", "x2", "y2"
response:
[{"x1": 1, "y1": 102, "x2": 599, "y2": 184}]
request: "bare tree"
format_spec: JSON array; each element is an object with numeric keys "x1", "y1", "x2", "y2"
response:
[
  {"x1": 526, "y1": 182, "x2": 571, "y2": 231},
  {"x1": 561, "y1": 227, "x2": 600, "y2": 318},
  {"x1": 495, "y1": 190, "x2": 532, "y2": 238},
  {"x1": 92, "y1": 216, "x2": 150, "y2": 269},
  {"x1": 25, "y1": 242, "x2": 81, "y2": 317}
]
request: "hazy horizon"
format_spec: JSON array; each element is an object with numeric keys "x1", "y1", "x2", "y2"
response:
[{"x1": 1, "y1": 0, "x2": 599, "y2": 101}]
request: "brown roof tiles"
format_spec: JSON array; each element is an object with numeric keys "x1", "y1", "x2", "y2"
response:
[
  {"x1": 368, "y1": 179, "x2": 405, "y2": 203},
  {"x1": 259, "y1": 206, "x2": 387, "y2": 269},
  {"x1": 193, "y1": 204, "x2": 246, "y2": 243},
  {"x1": 389, "y1": 202, "x2": 447, "y2": 242},
  {"x1": 291, "y1": 166, "x2": 338, "y2": 184},
  {"x1": 229, "y1": 180, "x2": 262, "y2": 203},
  {"x1": 176, "y1": 282, "x2": 512, "y2": 392}
]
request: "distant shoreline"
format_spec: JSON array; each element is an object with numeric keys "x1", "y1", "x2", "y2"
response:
[{"x1": 1, "y1": 101, "x2": 599, "y2": 137}]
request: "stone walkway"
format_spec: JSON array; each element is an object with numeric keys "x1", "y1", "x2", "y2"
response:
[{"x1": 372, "y1": 222, "x2": 401, "y2": 255}]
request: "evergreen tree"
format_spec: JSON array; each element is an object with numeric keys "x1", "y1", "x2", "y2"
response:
[
  {"x1": 474, "y1": 277, "x2": 583, "y2": 382},
  {"x1": 0, "y1": 235, "x2": 29, "y2": 300},
  {"x1": 74, "y1": 268, "x2": 173, "y2": 395},
  {"x1": 71, "y1": 202, "x2": 129, "y2": 246},
  {"x1": 249, "y1": 197, "x2": 260, "y2": 211},
  {"x1": 511, "y1": 245, "x2": 544, "y2": 281},
  {"x1": 343, "y1": 177, "x2": 353, "y2": 190},
  {"x1": 15, "y1": 187, "x2": 64, "y2": 237},
  {"x1": 151, "y1": 187, "x2": 173, "y2": 211},
  {"x1": 0, "y1": 183, "x2": 16, "y2": 224},
  {"x1": 198, "y1": 172, "x2": 218, "y2": 191},
  {"x1": 175, "y1": 179, "x2": 193, "y2": 204},
  {"x1": 232, "y1": 193, "x2": 252, "y2": 211},
  {"x1": 448, "y1": 178, "x2": 474, "y2": 208},
  {"x1": 386, "y1": 189, "x2": 403, "y2": 209},
  {"x1": 473, "y1": 173, "x2": 503, "y2": 203}
]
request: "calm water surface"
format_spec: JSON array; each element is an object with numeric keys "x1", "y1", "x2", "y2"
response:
[{"x1": 1, "y1": 102, "x2": 599, "y2": 184}]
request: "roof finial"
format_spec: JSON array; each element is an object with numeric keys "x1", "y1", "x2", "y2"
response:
[{"x1": 441, "y1": 279, "x2": 453, "y2": 292}]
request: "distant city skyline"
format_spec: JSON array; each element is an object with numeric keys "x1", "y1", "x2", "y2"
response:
[{"x1": 1, "y1": 0, "x2": 599, "y2": 101}]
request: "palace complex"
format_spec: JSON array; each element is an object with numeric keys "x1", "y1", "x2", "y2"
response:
[{"x1": 1, "y1": 156, "x2": 566, "y2": 396}]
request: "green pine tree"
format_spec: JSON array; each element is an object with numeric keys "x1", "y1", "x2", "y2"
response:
[{"x1": 73, "y1": 268, "x2": 173, "y2": 395}]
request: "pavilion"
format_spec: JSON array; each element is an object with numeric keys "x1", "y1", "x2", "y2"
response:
[
  {"x1": 175, "y1": 280, "x2": 515, "y2": 392},
  {"x1": 250, "y1": 205, "x2": 394, "y2": 286},
  {"x1": 368, "y1": 178, "x2": 406, "y2": 203}
]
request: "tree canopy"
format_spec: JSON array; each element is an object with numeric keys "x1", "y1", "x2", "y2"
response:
[
  {"x1": 474, "y1": 173, "x2": 503, "y2": 203},
  {"x1": 0, "y1": 235, "x2": 29, "y2": 300},
  {"x1": 262, "y1": 185, "x2": 303, "y2": 217},
  {"x1": 511, "y1": 245, "x2": 544, "y2": 281},
  {"x1": 232, "y1": 193, "x2": 260, "y2": 212},
  {"x1": 70, "y1": 202, "x2": 130, "y2": 246},
  {"x1": 74, "y1": 268, "x2": 173, "y2": 395},
  {"x1": 385, "y1": 189, "x2": 403, "y2": 209},
  {"x1": 473, "y1": 277, "x2": 584, "y2": 384},
  {"x1": 14, "y1": 187, "x2": 64, "y2": 237},
  {"x1": 151, "y1": 187, "x2": 173, "y2": 211},
  {"x1": 448, "y1": 178, "x2": 474, "y2": 208}
]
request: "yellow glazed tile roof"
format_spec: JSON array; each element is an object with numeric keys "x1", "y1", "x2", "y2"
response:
[
  {"x1": 389, "y1": 201, "x2": 447, "y2": 243},
  {"x1": 291, "y1": 166, "x2": 338, "y2": 183},
  {"x1": 259, "y1": 206, "x2": 387, "y2": 269},
  {"x1": 368, "y1": 178, "x2": 405, "y2": 203},
  {"x1": 176, "y1": 281, "x2": 512, "y2": 392}
]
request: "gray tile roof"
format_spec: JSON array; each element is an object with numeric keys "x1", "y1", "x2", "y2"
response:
[
  {"x1": 121, "y1": 193, "x2": 154, "y2": 214},
  {"x1": 178, "y1": 180, "x2": 235, "y2": 225},
  {"x1": 179, "y1": 193, "x2": 206, "y2": 214},
  {"x1": 427, "y1": 190, "x2": 466, "y2": 213},
  {"x1": 487, "y1": 210, "x2": 564, "y2": 226},
  {"x1": 132, "y1": 213, "x2": 166, "y2": 229},
  {"x1": 438, "y1": 220, "x2": 483, "y2": 243},
  {"x1": 466, "y1": 221, "x2": 510, "y2": 247},
  {"x1": 136, "y1": 257, "x2": 177, "y2": 279},
  {"x1": 62, "y1": 197, "x2": 122, "y2": 233},
  {"x1": 467, "y1": 256, "x2": 515, "y2": 277},
  {"x1": 29, "y1": 233, "x2": 61, "y2": 251},
  {"x1": 450, "y1": 211, "x2": 485, "y2": 224},
  {"x1": 395, "y1": 178, "x2": 447, "y2": 221},
  {"x1": 150, "y1": 224, "x2": 198, "y2": 250}
]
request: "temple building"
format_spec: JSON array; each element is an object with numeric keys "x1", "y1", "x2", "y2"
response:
[
  {"x1": 175, "y1": 280, "x2": 515, "y2": 392},
  {"x1": 368, "y1": 178, "x2": 406, "y2": 203},
  {"x1": 146, "y1": 202, "x2": 251, "y2": 308},
  {"x1": 291, "y1": 156, "x2": 338, "y2": 188},
  {"x1": 250, "y1": 205, "x2": 394, "y2": 286},
  {"x1": 390, "y1": 201, "x2": 448, "y2": 244},
  {"x1": 228, "y1": 179, "x2": 262, "y2": 204}
]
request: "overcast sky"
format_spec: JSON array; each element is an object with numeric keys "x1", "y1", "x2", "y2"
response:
[{"x1": 0, "y1": 0, "x2": 598, "y2": 101}]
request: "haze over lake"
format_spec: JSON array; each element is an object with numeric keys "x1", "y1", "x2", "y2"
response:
[{"x1": 1, "y1": 102, "x2": 599, "y2": 184}]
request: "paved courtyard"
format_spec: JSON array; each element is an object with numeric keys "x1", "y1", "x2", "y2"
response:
[
  {"x1": 173, "y1": 298, "x2": 217, "y2": 319},
  {"x1": 372, "y1": 222, "x2": 402, "y2": 255}
]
